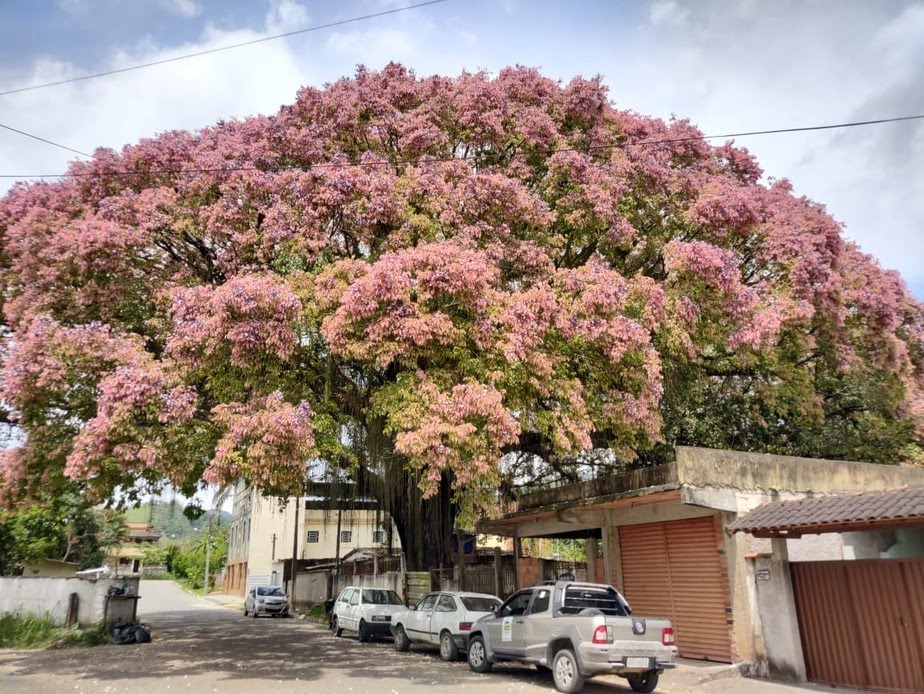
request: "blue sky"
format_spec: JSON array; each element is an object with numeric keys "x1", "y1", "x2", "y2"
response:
[{"x1": 1, "y1": 0, "x2": 922, "y2": 297}]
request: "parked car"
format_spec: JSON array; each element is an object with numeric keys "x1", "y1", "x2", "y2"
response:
[
  {"x1": 466, "y1": 581, "x2": 677, "y2": 693},
  {"x1": 243, "y1": 585, "x2": 290, "y2": 618},
  {"x1": 390, "y1": 591, "x2": 502, "y2": 661},
  {"x1": 330, "y1": 586, "x2": 406, "y2": 642}
]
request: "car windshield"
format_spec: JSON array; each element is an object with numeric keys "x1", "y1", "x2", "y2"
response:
[
  {"x1": 460, "y1": 596, "x2": 501, "y2": 612},
  {"x1": 257, "y1": 586, "x2": 285, "y2": 597},
  {"x1": 362, "y1": 589, "x2": 403, "y2": 605}
]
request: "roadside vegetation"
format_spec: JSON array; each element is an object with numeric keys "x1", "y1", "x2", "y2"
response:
[
  {"x1": 0, "y1": 493, "x2": 127, "y2": 576},
  {"x1": 162, "y1": 527, "x2": 228, "y2": 593},
  {"x1": 0, "y1": 614, "x2": 110, "y2": 649}
]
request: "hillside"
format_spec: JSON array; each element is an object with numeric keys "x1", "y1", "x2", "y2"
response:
[{"x1": 124, "y1": 501, "x2": 231, "y2": 544}]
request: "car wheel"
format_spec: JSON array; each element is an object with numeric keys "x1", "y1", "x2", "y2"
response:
[
  {"x1": 358, "y1": 620, "x2": 371, "y2": 643},
  {"x1": 331, "y1": 616, "x2": 343, "y2": 638},
  {"x1": 627, "y1": 670, "x2": 660, "y2": 693},
  {"x1": 393, "y1": 624, "x2": 411, "y2": 652},
  {"x1": 439, "y1": 631, "x2": 459, "y2": 662},
  {"x1": 467, "y1": 635, "x2": 492, "y2": 673},
  {"x1": 551, "y1": 648, "x2": 585, "y2": 694},
  {"x1": 243, "y1": 606, "x2": 249, "y2": 617}
]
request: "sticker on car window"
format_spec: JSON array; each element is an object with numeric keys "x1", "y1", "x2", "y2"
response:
[{"x1": 502, "y1": 616, "x2": 513, "y2": 642}]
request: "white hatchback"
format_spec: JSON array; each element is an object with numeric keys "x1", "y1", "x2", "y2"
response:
[
  {"x1": 391, "y1": 591, "x2": 502, "y2": 661},
  {"x1": 330, "y1": 586, "x2": 406, "y2": 642}
]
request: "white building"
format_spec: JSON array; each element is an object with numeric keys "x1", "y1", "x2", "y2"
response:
[{"x1": 224, "y1": 481, "x2": 400, "y2": 596}]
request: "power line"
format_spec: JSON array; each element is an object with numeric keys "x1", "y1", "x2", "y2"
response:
[
  {"x1": 0, "y1": 123, "x2": 92, "y2": 157},
  {"x1": 0, "y1": 0, "x2": 449, "y2": 98},
  {"x1": 1, "y1": 112, "x2": 921, "y2": 180}
]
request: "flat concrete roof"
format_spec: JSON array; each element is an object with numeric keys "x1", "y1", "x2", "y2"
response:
[{"x1": 479, "y1": 447, "x2": 924, "y2": 537}]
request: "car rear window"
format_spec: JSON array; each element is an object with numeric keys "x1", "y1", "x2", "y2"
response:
[
  {"x1": 460, "y1": 596, "x2": 501, "y2": 612},
  {"x1": 560, "y1": 586, "x2": 629, "y2": 616},
  {"x1": 362, "y1": 589, "x2": 403, "y2": 605},
  {"x1": 257, "y1": 586, "x2": 285, "y2": 597}
]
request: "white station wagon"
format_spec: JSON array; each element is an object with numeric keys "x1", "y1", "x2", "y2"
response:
[
  {"x1": 391, "y1": 591, "x2": 502, "y2": 661},
  {"x1": 330, "y1": 586, "x2": 406, "y2": 642}
]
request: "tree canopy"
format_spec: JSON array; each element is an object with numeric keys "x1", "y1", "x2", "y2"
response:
[{"x1": 1, "y1": 65, "x2": 922, "y2": 565}]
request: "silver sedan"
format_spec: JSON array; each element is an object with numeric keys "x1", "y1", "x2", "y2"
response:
[{"x1": 244, "y1": 585, "x2": 290, "y2": 617}]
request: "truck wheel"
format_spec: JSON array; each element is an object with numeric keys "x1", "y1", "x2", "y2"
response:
[
  {"x1": 393, "y1": 624, "x2": 411, "y2": 652},
  {"x1": 551, "y1": 648, "x2": 585, "y2": 693},
  {"x1": 467, "y1": 635, "x2": 492, "y2": 673},
  {"x1": 627, "y1": 670, "x2": 660, "y2": 693},
  {"x1": 331, "y1": 616, "x2": 343, "y2": 638},
  {"x1": 358, "y1": 620, "x2": 371, "y2": 643}
]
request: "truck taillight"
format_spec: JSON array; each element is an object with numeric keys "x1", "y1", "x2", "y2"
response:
[
  {"x1": 459, "y1": 622, "x2": 472, "y2": 631},
  {"x1": 592, "y1": 625, "x2": 613, "y2": 644},
  {"x1": 661, "y1": 628, "x2": 675, "y2": 646}
]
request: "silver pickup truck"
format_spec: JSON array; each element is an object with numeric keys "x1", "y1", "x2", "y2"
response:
[{"x1": 467, "y1": 581, "x2": 677, "y2": 693}]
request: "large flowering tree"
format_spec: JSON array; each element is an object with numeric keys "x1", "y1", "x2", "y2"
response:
[{"x1": 1, "y1": 64, "x2": 922, "y2": 568}]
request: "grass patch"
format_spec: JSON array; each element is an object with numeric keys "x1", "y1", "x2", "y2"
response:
[
  {"x1": 0, "y1": 614, "x2": 111, "y2": 650},
  {"x1": 306, "y1": 604, "x2": 327, "y2": 620},
  {"x1": 0, "y1": 614, "x2": 55, "y2": 648},
  {"x1": 140, "y1": 572, "x2": 176, "y2": 581},
  {"x1": 48, "y1": 623, "x2": 111, "y2": 649}
]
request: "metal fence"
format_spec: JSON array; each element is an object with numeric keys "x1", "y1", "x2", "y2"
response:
[{"x1": 542, "y1": 560, "x2": 588, "y2": 582}]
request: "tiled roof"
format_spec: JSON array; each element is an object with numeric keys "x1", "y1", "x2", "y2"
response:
[{"x1": 728, "y1": 486, "x2": 924, "y2": 537}]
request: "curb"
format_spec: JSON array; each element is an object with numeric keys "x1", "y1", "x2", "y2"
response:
[{"x1": 693, "y1": 661, "x2": 754, "y2": 685}]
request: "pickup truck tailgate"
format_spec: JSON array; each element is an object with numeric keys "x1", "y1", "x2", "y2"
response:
[{"x1": 605, "y1": 616, "x2": 675, "y2": 665}]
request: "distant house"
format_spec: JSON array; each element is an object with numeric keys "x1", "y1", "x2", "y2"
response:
[
  {"x1": 224, "y1": 481, "x2": 402, "y2": 597},
  {"x1": 21, "y1": 558, "x2": 79, "y2": 578},
  {"x1": 107, "y1": 522, "x2": 160, "y2": 575}
]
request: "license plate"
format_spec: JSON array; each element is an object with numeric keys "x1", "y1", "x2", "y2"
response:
[{"x1": 626, "y1": 657, "x2": 651, "y2": 668}]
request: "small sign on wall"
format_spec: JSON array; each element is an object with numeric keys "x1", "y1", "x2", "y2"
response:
[{"x1": 755, "y1": 569, "x2": 771, "y2": 581}]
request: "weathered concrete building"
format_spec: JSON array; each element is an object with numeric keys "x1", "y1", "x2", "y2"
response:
[
  {"x1": 481, "y1": 446, "x2": 924, "y2": 689},
  {"x1": 224, "y1": 482, "x2": 401, "y2": 596}
]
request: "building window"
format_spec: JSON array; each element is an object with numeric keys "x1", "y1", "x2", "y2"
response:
[
  {"x1": 373, "y1": 531, "x2": 384, "y2": 544},
  {"x1": 340, "y1": 531, "x2": 352, "y2": 544},
  {"x1": 307, "y1": 530, "x2": 319, "y2": 543}
]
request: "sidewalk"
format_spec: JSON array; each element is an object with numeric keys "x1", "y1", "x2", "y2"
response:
[
  {"x1": 663, "y1": 659, "x2": 842, "y2": 693},
  {"x1": 202, "y1": 591, "x2": 244, "y2": 610}
]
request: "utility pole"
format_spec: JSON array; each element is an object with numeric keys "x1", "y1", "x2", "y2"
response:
[
  {"x1": 203, "y1": 513, "x2": 212, "y2": 594},
  {"x1": 271, "y1": 533, "x2": 277, "y2": 561},
  {"x1": 290, "y1": 495, "x2": 300, "y2": 612}
]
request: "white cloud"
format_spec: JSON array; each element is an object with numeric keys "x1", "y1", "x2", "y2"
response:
[
  {"x1": 648, "y1": 0, "x2": 689, "y2": 27},
  {"x1": 326, "y1": 27, "x2": 418, "y2": 60},
  {"x1": 159, "y1": 0, "x2": 202, "y2": 18},
  {"x1": 0, "y1": 22, "x2": 309, "y2": 187},
  {"x1": 265, "y1": 0, "x2": 311, "y2": 34},
  {"x1": 55, "y1": 0, "x2": 86, "y2": 14},
  {"x1": 614, "y1": 1, "x2": 924, "y2": 286}
]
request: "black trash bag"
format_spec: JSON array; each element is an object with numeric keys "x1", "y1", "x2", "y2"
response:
[
  {"x1": 133, "y1": 625, "x2": 152, "y2": 644},
  {"x1": 110, "y1": 618, "x2": 152, "y2": 645}
]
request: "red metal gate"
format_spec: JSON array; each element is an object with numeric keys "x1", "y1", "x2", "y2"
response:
[
  {"x1": 619, "y1": 515, "x2": 733, "y2": 662},
  {"x1": 791, "y1": 559, "x2": 924, "y2": 692}
]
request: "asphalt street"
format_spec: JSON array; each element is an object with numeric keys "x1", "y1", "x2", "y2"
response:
[{"x1": 0, "y1": 580, "x2": 836, "y2": 694}]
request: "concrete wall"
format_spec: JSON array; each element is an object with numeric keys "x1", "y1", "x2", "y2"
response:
[
  {"x1": 749, "y1": 541, "x2": 806, "y2": 681},
  {"x1": 516, "y1": 556, "x2": 543, "y2": 588},
  {"x1": 290, "y1": 570, "x2": 405, "y2": 607},
  {"x1": 676, "y1": 445, "x2": 924, "y2": 493},
  {"x1": 0, "y1": 577, "x2": 140, "y2": 627}
]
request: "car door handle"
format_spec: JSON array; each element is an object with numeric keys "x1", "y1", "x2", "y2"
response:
[{"x1": 514, "y1": 619, "x2": 525, "y2": 624}]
